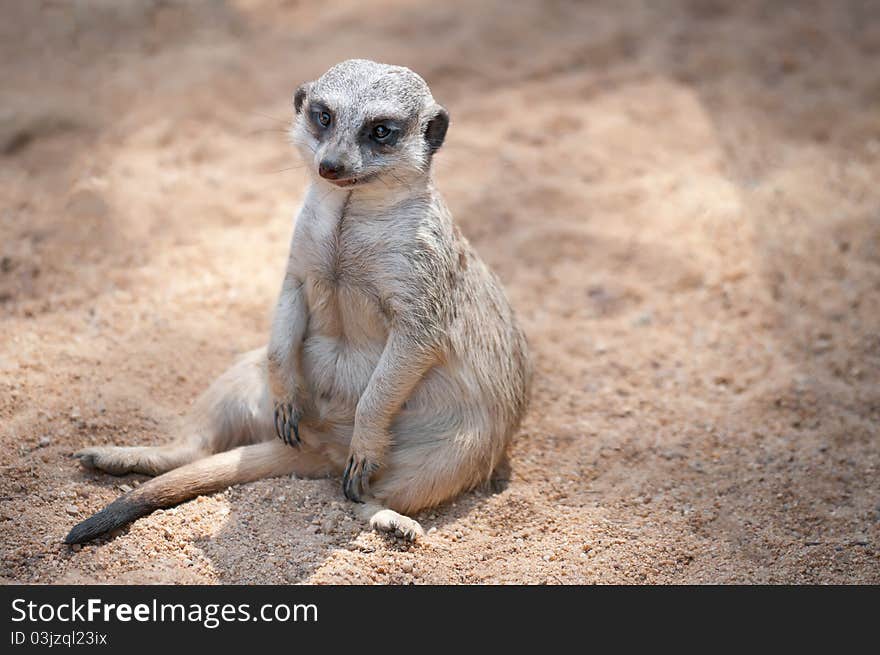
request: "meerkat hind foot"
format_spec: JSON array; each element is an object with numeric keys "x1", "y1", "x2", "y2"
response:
[
  {"x1": 74, "y1": 446, "x2": 145, "y2": 476},
  {"x1": 361, "y1": 505, "x2": 425, "y2": 541},
  {"x1": 73, "y1": 445, "x2": 199, "y2": 477}
]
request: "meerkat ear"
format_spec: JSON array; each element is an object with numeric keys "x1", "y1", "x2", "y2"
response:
[
  {"x1": 293, "y1": 83, "x2": 311, "y2": 114},
  {"x1": 425, "y1": 106, "x2": 449, "y2": 153}
]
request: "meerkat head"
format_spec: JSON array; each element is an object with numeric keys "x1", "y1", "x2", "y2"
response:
[{"x1": 288, "y1": 59, "x2": 449, "y2": 189}]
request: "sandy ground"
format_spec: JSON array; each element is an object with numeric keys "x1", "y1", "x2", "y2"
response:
[{"x1": 1, "y1": 0, "x2": 879, "y2": 584}]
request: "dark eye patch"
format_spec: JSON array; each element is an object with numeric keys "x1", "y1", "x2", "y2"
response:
[
  {"x1": 308, "y1": 102, "x2": 333, "y2": 130},
  {"x1": 362, "y1": 118, "x2": 405, "y2": 147}
]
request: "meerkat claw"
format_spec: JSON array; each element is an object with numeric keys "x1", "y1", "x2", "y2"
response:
[
  {"x1": 289, "y1": 406, "x2": 302, "y2": 446},
  {"x1": 343, "y1": 455, "x2": 373, "y2": 503},
  {"x1": 283, "y1": 406, "x2": 292, "y2": 445},
  {"x1": 274, "y1": 406, "x2": 283, "y2": 442},
  {"x1": 342, "y1": 456, "x2": 359, "y2": 501},
  {"x1": 273, "y1": 402, "x2": 301, "y2": 447}
]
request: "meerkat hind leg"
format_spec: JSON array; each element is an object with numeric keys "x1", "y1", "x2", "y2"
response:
[
  {"x1": 74, "y1": 347, "x2": 274, "y2": 478},
  {"x1": 357, "y1": 502, "x2": 426, "y2": 541}
]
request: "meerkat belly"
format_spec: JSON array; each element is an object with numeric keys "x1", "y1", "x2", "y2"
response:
[
  {"x1": 302, "y1": 280, "x2": 388, "y2": 417},
  {"x1": 299, "y1": 276, "x2": 478, "y2": 433}
]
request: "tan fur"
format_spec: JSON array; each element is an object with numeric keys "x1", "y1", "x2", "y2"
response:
[{"x1": 66, "y1": 60, "x2": 531, "y2": 544}]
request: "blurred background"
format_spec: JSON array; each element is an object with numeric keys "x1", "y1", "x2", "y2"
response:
[{"x1": 1, "y1": 0, "x2": 878, "y2": 583}]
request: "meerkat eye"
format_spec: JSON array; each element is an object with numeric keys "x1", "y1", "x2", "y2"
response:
[
  {"x1": 313, "y1": 110, "x2": 332, "y2": 128},
  {"x1": 371, "y1": 124, "x2": 391, "y2": 141}
]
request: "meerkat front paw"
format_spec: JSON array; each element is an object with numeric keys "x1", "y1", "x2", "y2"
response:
[
  {"x1": 273, "y1": 401, "x2": 302, "y2": 447},
  {"x1": 342, "y1": 453, "x2": 378, "y2": 503}
]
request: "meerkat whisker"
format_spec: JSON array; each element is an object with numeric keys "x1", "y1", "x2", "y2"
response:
[{"x1": 248, "y1": 110, "x2": 291, "y2": 126}]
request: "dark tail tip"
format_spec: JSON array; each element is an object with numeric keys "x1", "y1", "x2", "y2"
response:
[{"x1": 64, "y1": 495, "x2": 154, "y2": 545}]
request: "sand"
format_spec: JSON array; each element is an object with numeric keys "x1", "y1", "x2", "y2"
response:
[{"x1": 1, "y1": 0, "x2": 878, "y2": 584}]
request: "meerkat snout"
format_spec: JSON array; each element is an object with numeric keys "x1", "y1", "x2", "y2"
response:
[
  {"x1": 289, "y1": 59, "x2": 450, "y2": 189},
  {"x1": 317, "y1": 158, "x2": 346, "y2": 181}
]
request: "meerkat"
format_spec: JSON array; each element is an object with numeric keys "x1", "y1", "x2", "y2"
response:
[{"x1": 65, "y1": 59, "x2": 531, "y2": 545}]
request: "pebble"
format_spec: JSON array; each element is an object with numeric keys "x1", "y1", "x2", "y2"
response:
[
  {"x1": 632, "y1": 312, "x2": 653, "y2": 327},
  {"x1": 71, "y1": 544, "x2": 82, "y2": 552},
  {"x1": 400, "y1": 561, "x2": 413, "y2": 573},
  {"x1": 65, "y1": 505, "x2": 79, "y2": 515},
  {"x1": 38, "y1": 436, "x2": 52, "y2": 447},
  {"x1": 119, "y1": 484, "x2": 133, "y2": 493},
  {"x1": 812, "y1": 338, "x2": 832, "y2": 354}
]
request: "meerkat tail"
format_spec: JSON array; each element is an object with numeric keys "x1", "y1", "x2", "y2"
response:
[{"x1": 64, "y1": 440, "x2": 301, "y2": 544}]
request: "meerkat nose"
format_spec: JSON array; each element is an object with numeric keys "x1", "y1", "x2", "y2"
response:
[{"x1": 318, "y1": 159, "x2": 345, "y2": 180}]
